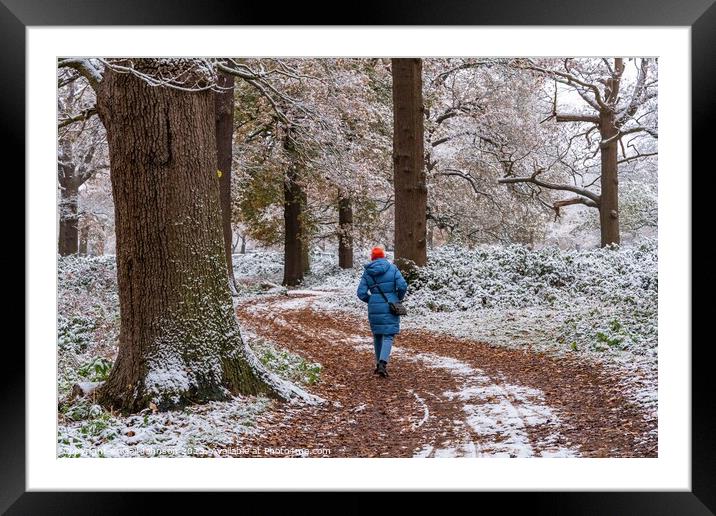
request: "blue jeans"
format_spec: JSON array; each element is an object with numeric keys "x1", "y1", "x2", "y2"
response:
[{"x1": 373, "y1": 334, "x2": 394, "y2": 363}]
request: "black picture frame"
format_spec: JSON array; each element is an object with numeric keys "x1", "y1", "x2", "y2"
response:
[{"x1": 6, "y1": 0, "x2": 711, "y2": 513}]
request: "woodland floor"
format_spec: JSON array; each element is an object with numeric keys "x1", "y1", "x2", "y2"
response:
[{"x1": 232, "y1": 290, "x2": 658, "y2": 458}]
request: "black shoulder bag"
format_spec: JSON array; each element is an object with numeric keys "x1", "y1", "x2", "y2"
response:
[{"x1": 368, "y1": 272, "x2": 408, "y2": 316}]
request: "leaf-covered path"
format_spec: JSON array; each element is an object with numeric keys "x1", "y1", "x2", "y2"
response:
[{"x1": 234, "y1": 291, "x2": 657, "y2": 458}]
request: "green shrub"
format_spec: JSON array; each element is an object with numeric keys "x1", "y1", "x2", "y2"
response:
[{"x1": 78, "y1": 357, "x2": 113, "y2": 382}]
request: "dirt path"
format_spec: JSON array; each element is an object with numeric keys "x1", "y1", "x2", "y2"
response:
[{"x1": 233, "y1": 291, "x2": 657, "y2": 458}]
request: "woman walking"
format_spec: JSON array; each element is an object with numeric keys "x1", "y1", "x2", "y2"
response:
[{"x1": 356, "y1": 246, "x2": 408, "y2": 377}]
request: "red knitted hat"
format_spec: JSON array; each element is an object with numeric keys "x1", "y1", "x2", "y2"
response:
[{"x1": 370, "y1": 247, "x2": 385, "y2": 260}]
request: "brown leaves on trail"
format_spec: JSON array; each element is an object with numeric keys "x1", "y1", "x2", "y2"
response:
[{"x1": 230, "y1": 294, "x2": 657, "y2": 458}]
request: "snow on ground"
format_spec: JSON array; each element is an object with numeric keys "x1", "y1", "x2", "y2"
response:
[
  {"x1": 58, "y1": 394, "x2": 271, "y2": 458},
  {"x1": 57, "y1": 241, "x2": 657, "y2": 456},
  {"x1": 399, "y1": 348, "x2": 578, "y2": 457}
]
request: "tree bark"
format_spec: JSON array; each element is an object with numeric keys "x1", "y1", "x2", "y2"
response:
[
  {"x1": 215, "y1": 70, "x2": 238, "y2": 290},
  {"x1": 392, "y1": 58, "x2": 427, "y2": 267},
  {"x1": 93, "y1": 61, "x2": 307, "y2": 413},
  {"x1": 338, "y1": 193, "x2": 353, "y2": 269},
  {"x1": 78, "y1": 223, "x2": 89, "y2": 255},
  {"x1": 301, "y1": 188, "x2": 310, "y2": 275},
  {"x1": 302, "y1": 236, "x2": 310, "y2": 275},
  {"x1": 599, "y1": 111, "x2": 620, "y2": 247},
  {"x1": 282, "y1": 161, "x2": 304, "y2": 286},
  {"x1": 598, "y1": 59, "x2": 624, "y2": 247},
  {"x1": 96, "y1": 233, "x2": 105, "y2": 255},
  {"x1": 58, "y1": 178, "x2": 79, "y2": 256},
  {"x1": 282, "y1": 124, "x2": 305, "y2": 286}
]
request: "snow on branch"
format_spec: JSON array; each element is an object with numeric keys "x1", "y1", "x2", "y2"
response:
[
  {"x1": 57, "y1": 58, "x2": 103, "y2": 90},
  {"x1": 498, "y1": 169, "x2": 601, "y2": 206}
]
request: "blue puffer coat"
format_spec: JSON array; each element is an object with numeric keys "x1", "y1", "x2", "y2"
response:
[{"x1": 356, "y1": 258, "x2": 408, "y2": 335}]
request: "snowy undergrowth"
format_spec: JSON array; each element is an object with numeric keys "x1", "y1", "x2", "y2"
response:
[
  {"x1": 246, "y1": 330, "x2": 323, "y2": 387},
  {"x1": 308, "y1": 242, "x2": 657, "y2": 356},
  {"x1": 406, "y1": 241, "x2": 657, "y2": 360},
  {"x1": 58, "y1": 255, "x2": 119, "y2": 400},
  {"x1": 232, "y1": 250, "x2": 341, "y2": 290},
  {"x1": 58, "y1": 394, "x2": 271, "y2": 457},
  {"x1": 57, "y1": 255, "x2": 322, "y2": 457}
]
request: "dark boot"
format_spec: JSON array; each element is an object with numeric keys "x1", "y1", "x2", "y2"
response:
[
  {"x1": 374, "y1": 362, "x2": 380, "y2": 374},
  {"x1": 377, "y1": 360, "x2": 388, "y2": 377}
]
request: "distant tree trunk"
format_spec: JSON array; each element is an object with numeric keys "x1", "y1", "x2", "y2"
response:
[
  {"x1": 283, "y1": 169, "x2": 304, "y2": 286},
  {"x1": 240, "y1": 234, "x2": 246, "y2": 254},
  {"x1": 94, "y1": 60, "x2": 287, "y2": 413},
  {"x1": 338, "y1": 193, "x2": 353, "y2": 269},
  {"x1": 78, "y1": 223, "x2": 89, "y2": 255},
  {"x1": 300, "y1": 188, "x2": 310, "y2": 275},
  {"x1": 302, "y1": 239, "x2": 310, "y2": 275},
  {"x1": 599, "y1": 110, "x2": 620, "y2": 247},
  {"x1": 283, "y1": 164, "x2": 304, "y2": 286},
  {"x1": 58, "y1": 178, "x2": 79, "y2": 256},
  {"x1": 96, "y1": 232, "x2": 105, "y2": 255},
  {"x1": 215, "y1": 69, "x2": 238, "y2": 290},
  {"x1": 282, "y1": 125, "x2": 305, "y2": 286},
  {"x1": 598, "y1": 60, "x2": 623, "y2": 247},
  {"x1": 392, "y1": 58, "x2": 427, "y2": 268}
]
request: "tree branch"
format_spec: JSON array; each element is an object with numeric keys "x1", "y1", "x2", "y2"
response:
[
  {"x1": 517, "y1": 60, "x2": 608, "y2": 111},
  {"x1": 498, "y1": 172, "x2": 601, "y2": 205},
  {"x1": 57, "y1": 59, "x2": 102, "y2": 90},
  {"x1": 58, "y1": 106, "x2": 98, "y2": 129},
  {"x1": 553, "y1": 196, "x2": 599, "y2": 209},
  {"x1": 555, "y1": 113, "x2": 600, "y2": 124},
  {"x1": 617, "y1": 151, "x2": 658, "y2": 164}
]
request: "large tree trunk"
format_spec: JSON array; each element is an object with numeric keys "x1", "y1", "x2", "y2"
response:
[
  {"x1": 215, "y1": 69, "x2": 238, "y2": 292},
  {"x1": 94, "y1": 60, "x2": 316, "y2": 413},
  {"x1": 338, "y1": 193, "x2": 353, "y2": 269},
  {"x1": 58, "y1": 178, "x2": 79, "y2": 256},
  {"x1": 392, "y1": 58, "x2": 427, "y2": 267}
]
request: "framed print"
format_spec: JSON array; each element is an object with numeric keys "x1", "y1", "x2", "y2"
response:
[{"x1": 6, "y1": 0, "x2": 712, "y2": 512}]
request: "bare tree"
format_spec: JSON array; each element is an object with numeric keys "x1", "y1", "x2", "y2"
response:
[
  {"x1": 57, "y1": 73, "x2": 107, "y2": 255},
  {"x1": 499, "y1": 58, "x2": 658, "y2": 247}
]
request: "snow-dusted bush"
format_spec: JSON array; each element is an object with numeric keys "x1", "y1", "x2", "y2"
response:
[
  {"x1": 232, "y1": 251, "x2": 284, "y2": 280},
  {"x1": 409, "y1": 240, "x2": 656, "y2": 312},
  {"x1": 58, "y1": 255, "x2": 120, "y2": 398},
  {"x1": 232, "y1": 249, "x2": 345, "y2": 285},
  {"x1": 250, "y1": 335, "x2": 322, "y2": 386},
  {"x1": 58, "y1": 255, "x2": 119, "y2": 351},
  {"x1": 405, "y1": 240, "x2": 657, "y2": 355}
]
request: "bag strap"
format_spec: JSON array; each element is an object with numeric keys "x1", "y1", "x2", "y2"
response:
[{"x1": 368, "y1": 274, "x2": 391, "y2": 304}]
